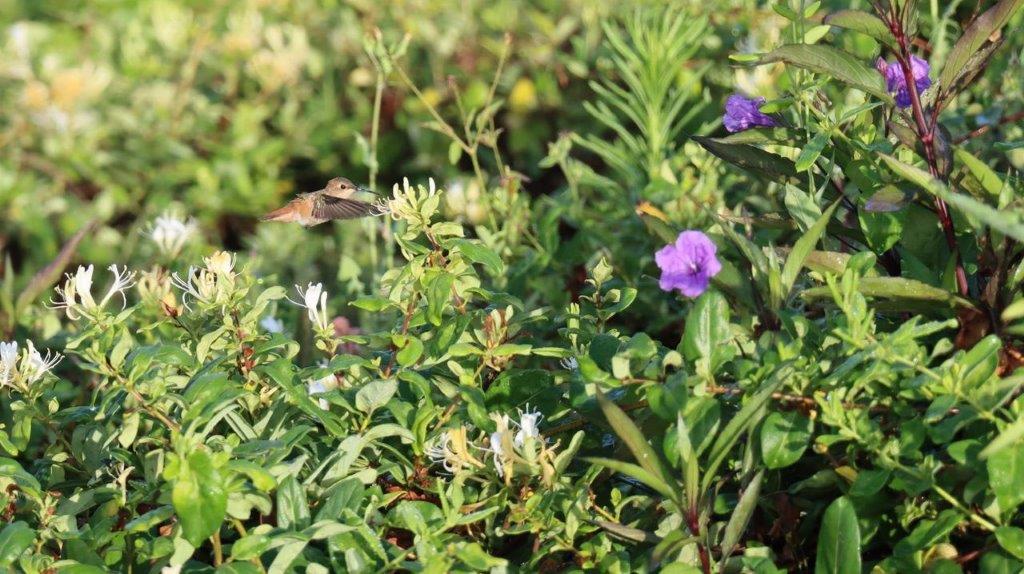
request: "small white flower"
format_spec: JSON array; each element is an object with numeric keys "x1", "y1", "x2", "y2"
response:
[
  {"x1": 171, "y1": 251, "x2": 236, "y2": 308},
  {"x1": 161, "y1": 565, "x2": 182, "y2": 574},
  {"x1": 426, "y1": 432, "x2": 456, "y2": 472},
  {"x1": 514, "y1": 406, "x2": 543, "y2": 448},
  {"x1": 486, "y1": 414, "x2": 514, "y2": 479},
  {"x1": 260, "y1": 314, "x2": 285, "y2": 334},
  {"x1": 288, "y1": 282, "x2": 330, "y2": 332},
  {"x1": 560, "y1": 357, "x2": 579, "y2": 372},
  {"x1": 51, "y1": 264, "x2": 136, "y2": 320},
  {"x1": 20, "y1": 341, "x2": 62, "y2": 384},
  {"x1": 307, "y1": 373, "x2": 335, "y2": 409},
  {"x1": 101, "y1": 264, "x2": 137, "y2": 309},
  {"x1": 147, "y1": 212, "x2": 197, "y2": 257},
  {"x1": 0, "y1": 341, "x2": 18, "y2": 387}
]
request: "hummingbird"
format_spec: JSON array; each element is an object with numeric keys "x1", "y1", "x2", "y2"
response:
[{"x1": 260, "y1": 177, "x2": 386, "y2": 227}]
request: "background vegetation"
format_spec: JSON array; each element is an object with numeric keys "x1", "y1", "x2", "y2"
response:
[{"x1": 2, "y1": 0, "x2": 1024, "y2": 572}]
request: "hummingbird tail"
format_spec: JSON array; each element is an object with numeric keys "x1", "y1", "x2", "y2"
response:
[{"x1": 260, "y1": 206, "x2": 295, "y2": 222}]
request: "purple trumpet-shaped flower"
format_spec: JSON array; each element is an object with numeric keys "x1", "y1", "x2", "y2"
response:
[
  {"x1": 655, "y1": 231, "x2": 722, "y2": 298},
  {"x1": 876, "y1": 55, "x2": 931, "y2": 108},
  {"x1": 723, "y1": 94, "x2": 778, "y2": 133}
]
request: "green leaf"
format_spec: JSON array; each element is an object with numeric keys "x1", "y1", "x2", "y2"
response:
[
  {"x1": 815, "y1": 497, "x2": 862, "y2": 574},
  {"x1": 981, "y1": 416, "x2": 1024, "y2": 460},
  {"x1": 452, "y1": 239, "x2": 504, "y2": 276},
  {"x1": 394, "y1": 335, "x2": 424, "y2": 367},
  {"x1": 879, "y1": 153, "x2": 1024, "y2": 243},
  {"x1": 758, "y1": 44, "x2": 891, "y2": 101},
  {"x1": 939, "y1": 0, "x2": 1024, "y2": 98},
  {"x1": 355, "y1": 379, "x2": 398, "y2": 414},
  {"x1": 761, "y1": 411, "x2": 813, "y2": 469},
  {"x1": 864, "y1": 185, "x2": 914, "y2": 213},
  {"x1": 795, "y1": 132, "x2": 829, "y2": 172},
  {"x1": 996, "y1": 526, "x2": 1024, "y2": 560},
  {"x1": 781, "y1": 199, "x2": 840, "y2": 298},
  {"x1": 955, "y1": 148, "x2": 1004, "y2": 197},
  {"x1": 0, "y1": 522, "x2": 34, "y2": 568},
  {"x1": 596, "y1": 390, "x2": 676, "y2": 504},
  {"x1": 171, "y1": 450, "x2": 228, "y2": 547},
  {"x1": 425, "y1": 272, "x2": 455, "y2": 326},
  {"x1": 276, "y1": 475, "x2": 311, "y2": 530},
  {"x1": 585, "y1": 457, "x2": 678, "y2": 503},
  {"x1": 217, "y1": 563, "x2": 263, "y2": 574},
  {"x1": 692, "y1": 136, "x2": 798, "y2": 183},
  {"x1": 719, "y1": 470, "x2": 764, "y2": 565},
  {"x1": 823, "y1": 10, "x2": 895, "y2": 47},
  {"x1": 681, "y1": 291, "x2": 732, "y2": 376},
  {"x1": 702, "y1": 364, "x2": 789, "y2": 491},
  {"x1": 988, "y1": 440, "x2": 1024, "y2": 515},
  {"x1": 801, "y1": 277, "x2": 972, "y2": 308}
]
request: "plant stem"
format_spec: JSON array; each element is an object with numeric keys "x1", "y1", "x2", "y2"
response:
[{"x1": 886, "y1": 13, "x2": 969, "y2": 297}]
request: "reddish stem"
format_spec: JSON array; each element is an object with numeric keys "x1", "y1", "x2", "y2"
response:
[{"x1": 887, "y1": 14, "x2": 969, "y2": 297}]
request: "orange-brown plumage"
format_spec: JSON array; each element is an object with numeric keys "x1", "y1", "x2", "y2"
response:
[{"x1": 260, "y1": 177, "x2": 383, "y2": 227}]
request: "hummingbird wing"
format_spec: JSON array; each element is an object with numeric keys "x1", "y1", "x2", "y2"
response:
[{"x1": 312, "y1": 196, "x2": 376, "y2": 220}]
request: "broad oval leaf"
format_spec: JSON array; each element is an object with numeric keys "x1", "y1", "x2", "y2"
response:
[
  {"x1": 761, "y1": 411, "x2": 813, "y2": 469},
  {"x1": 815, "y1": 497, "x2": 862, "y2": 574},
  {"x1": 172, "y1": 450, "x2": 228, "y2": 547}
]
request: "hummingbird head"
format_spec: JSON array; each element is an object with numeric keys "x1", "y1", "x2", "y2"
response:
[{"x1": 326, "y1": 177, "x2": 376, "y2": 195}]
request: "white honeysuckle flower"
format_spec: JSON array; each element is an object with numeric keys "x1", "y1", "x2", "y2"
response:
[
  {"x1": 514, "y1": 406, "x2": 543, "y2": 448},
  {"x1": 101, "y1": 264, "x2": 137, "y2": 309},
  {"x1": 0, "y1": 341, "x2": 18, "y2": 387},
  {"x1": 73, "y1": 264, "x2": 97, "y2": 308},
  {"x1": 20, "y1": 341, "x2": 62, "y2": 384},
  {"x1": 51, "y1": 264, "x2": 136, "y2": 320},
  {"x1": 171, "y1": 251, "x2": 236, "y2": 308},
  {"x1": 161, "y1": 565, "x2": 182, "y2": 574},
  {"x1": 148, "y1": 212, "x2": 197, "y2": 257},
  {"x1": 560, "y1": 356, "x2": 579, "y2": 371},
  {"x1": 260, "y1": 314, "x2": 285, "y2": 334},
  {"x1": 425, "y1": 432, "x2": 456, "y2": 473},
  {"x1": 288, "y1": 282, "x2": 330, "y2": 332},
  {"x1": 486, "y1": 414, "x2": 515, "y2": 478}
]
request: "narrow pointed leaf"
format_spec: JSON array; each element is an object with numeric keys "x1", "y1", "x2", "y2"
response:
[
  {"x1": 596, "y1": 390, "x2": 675, "y2": 497},
  {"x1": 781, "y1": 200, "x2": 840, "y2": 296},
  {"x1": 880, "y1": 154, "x2": 1024, "y2": 243},
  {"x1": 758, "y1": 44, "x2": 891, "y2": 101},
  {"x1": 939, "y1": 0, "x2": 1024, "y2": 98},
  {"x1": 693, "y1": 136, "x2": 798, "y2": 183},
  {"x1": 702, "y1": 363, "x2": 789, "y2": 491},
  {"x1": 719, "y1": 470, "x2": 764, "y2": 566},
  {"x1": 824, "y1": 10, "x2": 895, "y2": 47}
]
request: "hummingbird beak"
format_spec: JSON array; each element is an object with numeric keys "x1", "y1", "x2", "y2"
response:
[{"x1": 357, "y1": 185, "x2": 379, "y2": 196}]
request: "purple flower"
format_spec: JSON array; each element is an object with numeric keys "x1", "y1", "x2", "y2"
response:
[
  {"x1": 723, "y1": 94, "x2": 778, "y2": 133},
  {"x1": 655, "y1": 231, "x2": 722, "y2": 298},
  {"x1": 876, "y1": 55, "x2": 931, "y2": 108}
]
